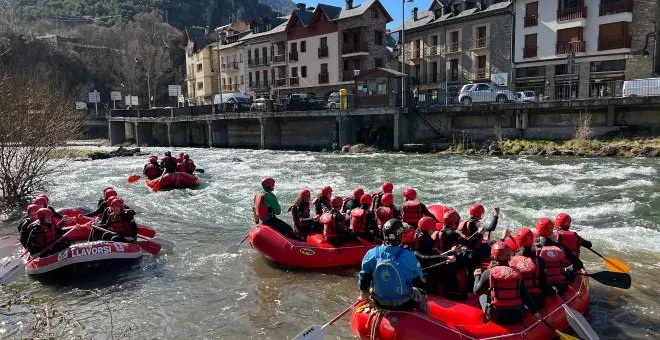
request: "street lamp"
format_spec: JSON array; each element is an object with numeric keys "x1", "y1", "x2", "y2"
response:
[{"x1": 401, "y1": 0, "x2": 414, "y2": 108}]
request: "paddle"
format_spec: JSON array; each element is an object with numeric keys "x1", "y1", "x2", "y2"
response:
[
  {"x1": 194, "y1": 168, "x2": 205, "y2": 174},
  {"x1": 528, "y1": 307, "x2": 580, "y2": 340},
  {"x1": 292, "y1": 301, "x2": 360, "y2": 340},
  {"x1": 226, "y1": 234, "x2": 249, "y2": 254},
  {"x1": 152, "y1": 168, "x2": 168, "y2": 192},
  {"x1": 577, "y1": 271, "x2": 631, "y2": 289},
  {"x1": 556, "y1": 288, "x2": 600, "y2": 340},
  {"x1": 128, "y1": 175, "x2": 141, "y2": 183},
  {"x1": 584, "y1": 247, "x2": 629, "y2": 273},
  {"x1": 0, "y1": 227, "x2": 78, "y2": 285},
  {"x1": 91, "y1": 225, "x2": 163, "y2": 255}
]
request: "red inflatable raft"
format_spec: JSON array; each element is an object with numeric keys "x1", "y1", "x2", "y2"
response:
[
  {"x1": 145, "y1": 172, "x2": 199, "y2": 190},
  {"x1": 25, "y1": 241, "x2": 143, "y2": 277},
  {"x1": 350, "y1": 271, "x2": 591, "y2": 339},
  {"x1": 57, "y1": 208, "x2": 157, "y2": 239},
  {"x1": 249, "y1": 224, "x2": 379, "y2": 268}
]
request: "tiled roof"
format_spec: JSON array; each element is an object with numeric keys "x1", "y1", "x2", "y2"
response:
[
  {"x1": 392, "y1": 10, "x2": 435, "y2": 32},
  {"x1": 238, "y1": 20, "x2": 287, "y2": 41},
  {"x1": 337, "y1": 0, "x2": 391, "y2": 22},
  {"x1": 317, "y1": 4, "x2": 342, "y2": 20},
  {"x1": 395, "y1": 1, "x2": 512, "y2": 32},
  {"x1": 215, "y1": 41, "x2": 243, "y2": 51}
]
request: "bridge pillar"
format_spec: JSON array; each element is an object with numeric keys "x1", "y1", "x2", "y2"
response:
[
  {"x1": 108, "y1": 121, "x2": 126, "y2": 145},
  {"x1": 134, "y1": 123, "x2": 139, "y2": 146},
  {"x1": 135, "y1": 122, "x2": 154, "y2": 146},
  {"x1": 260, "y1": 118, "x2": 281, "y2": 150},
  {"x1": 393, "y1": 112, "x2": 400, "y2": 151},
  {"x1": 206, "y1": 120, "x2": 213, "y2": 147},
  {"x1": 607, "y1": 105, "x2": 615, "y2": 126},
  {"x1": 336, "y1": 115, "x2": 346, "y2": 149},
  {"x1": 167, "y1": 122, "x2": 172, "y2": 146}
]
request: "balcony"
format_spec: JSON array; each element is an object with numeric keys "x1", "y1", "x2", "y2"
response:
[
  {"x1": 342, "y1": 43, "x2": 368, "y2": 55},
  {"x1": 447, "y1": 42, "x2": 461, "y2": 53},
  {"x1": 409, "y1": 76, "x2": 424, "y2": 85},
  {"x1": 523, "y1": 46, "x2": 538, "y2": 58},
  {"x1": 319, "y1": 72, "x2": 329, "y2": 84},
  {"x1": 231, "y1": 84, "x2": 239, "y2": 91},
  {"x1": 231, "y1": 62, "x2": 240, "y2": 70},
  {"x1": 407, "y1": 48, "x2": 422, "y2": 60},
  {"x1": 222, "y1": 84, "x2": 231, "y2": 91},
  {"x1": 600, "y1": 0, "x2": 633, "y2": 16},
  {"x1": 272, "y1": 78, "x2": 287, "y2": 87},
  {"x1": 272, "y1": 54, "x2": 286, "y2": 64},
  {"x1": 343, "y1": 70, "x2": 362, "y2": 81},
  {"x1": 426, "y1": 45, "x2": 443, "y2": 57},
  {"x1": 473, "y1": 68, "x2": 488, "y2": 80},
  {"x1": 473, "y1": 37, "x2": 489, "y2": 49},
  {"x1": 187, "y1": 74, "x2": 195, "y2": 80},
  {"x1": 249, "y1": 81, "x2": 269, "y2": 90},
  {"x1": 556, "y1": 41, "x2": 586, "y2": 54},
  {"x1": 557, "y1": 6, "x2": 587, "y2": 22},
  {"x1": 289, "y1": 77, "x2": 299, "y2": 86},
  {"x1": 289, "y1": 51, "x2": 298, "y2": 62},
  {"x1": 598, "y1": 36, "x2": 631, "y2": 50},
  {"x1": 318, "y1": 46, "x2": 329, "y2": 58},
  {"x1": 524, "y1": 15, "x2": 538, "y2": 27},
  {"x1": 248, "y1": 58, "x2": 268, "y2": 68}
]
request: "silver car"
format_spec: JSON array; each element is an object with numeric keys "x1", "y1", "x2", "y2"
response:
[
  {"x1": 515, "y1": 91, "x2": 538, "y2": 103},
  {"x1": 458, "y1": 83, "x2": 515, "y2": 105}
]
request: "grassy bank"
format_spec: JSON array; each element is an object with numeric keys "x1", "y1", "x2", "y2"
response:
[
  {"x1": 49, "y1": 149, "x2": 99, "y2": 159},
  {"x1": 440, "y1": 138, "x2": 660, "y2": 157}
]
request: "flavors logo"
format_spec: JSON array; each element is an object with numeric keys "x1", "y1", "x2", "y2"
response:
[
  {"x1": 300, "y1": 248, "x2": 315, "y2": 256},
  {"x1": 71, "y1": 246, "x2": 112, "y2": 257},
  {"x1": 57, "y1": 249, "x2": 69, "y2": 261}
]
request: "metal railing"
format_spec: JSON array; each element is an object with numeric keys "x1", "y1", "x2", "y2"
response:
[
  {"x1": 272, "y1": 54, "x2": 286, "y2": 64},
  {"x1": 598, "y1": 36, "x2": 631, "y2": 50},
  {"x1": 407, "y1": 48, "x2": 422, "y2": 60},
  {"x1": 426, "y1": 45, "x2": 443, "y2": 57},
  {"x1": 524, "y1": 15, "x2": 538, "y2": 27},
  {"x1": 289, "y1": 77, "x2": 299, "y2": 86},
  {"x1": 318, "y1": 46, "x2": 329, "y2": 58},
  {"x1": 599, "y1": 0, "x2": 633, "y2": 16},
  {"x1": 272, "y1": 78, "x2": 287, "y2": 87},
  {"x1": 249, "y1": 81, "x2": 269, "y2": 90},
  {"x1": 248, "y1": 58, "x2": 269, "y2": 68},
  {"x1": 523, "y1": 46, "x2": 538, "y2": 58},
  {"x1": 557, "y1": 6, "x2": 587, "y2": 22},
  {"x1": 589, "y1": 80, "x2": 623, "y2": 98},
  {"x1": 473, "y1": 37, "x2": 488, "y2": 49},
  {"x1": 231, "y1": 62, "x2": 239, "y2": 70},
  {"x1": 342, "y1": 43, "x2": 368, "y2": 54},
  {"x1": 556, "y1": 41, "x2": 586, "y2": 54},
  {"x1": 447, "y1": 42, "x2": 461, "y2": 53}
]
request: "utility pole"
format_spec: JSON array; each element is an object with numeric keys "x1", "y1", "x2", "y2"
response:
[{"x1": 568, "y1": 50, "x2": 575, "y2": 105}]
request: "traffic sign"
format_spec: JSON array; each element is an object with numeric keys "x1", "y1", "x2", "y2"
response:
[
  {"x1": 125, "y1": 96, "x2": 139, "y2": 106},
  {"x1": 111, "y1": 91, "x2": 122, "y2": 101},
  {"x1": 168, "y1": 85, "x2": 182, "y2": 97},
  {"x1": 88, "y1": 90, "x2": 100, "y2": 103}
]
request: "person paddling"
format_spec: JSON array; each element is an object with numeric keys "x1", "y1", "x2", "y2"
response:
[
  {"x1": 371, "y1": 182, "x2": 394, "y2": 210},
  {"x1": 554, "y1": 213, "x2": 592, "y2": 259},
  {"x1": 160, "y1": 151, "x2": 177, "y2": 174},
  {"x1": 85, "y1": 189, "x2": 118, "y2": 217},
  {"x1": 509, "y1": 227, "x2": 554, "y2": 310},
  {"x1": 26, "y1": 208, "x2": 70, "y2": 256},
  {"x1": 144, "y1": 156, "x2": 162, "y2": 180},
  {"x1": 341, "y1": 187, "x2": 364, "y2": 216},
  {"x1": 253, "y1": 177, "x2": 299, "y2": 240},
  {"x1": 400, "y1": 188, "x2": 437, "y2": 228},
  {"x1": 406, "y1": 216, "x2": 456, "y2": 294},
  {"x1": 321, "y1": 196, "x2": 352, "y2": 246},
  {"x1": 313, "y1": 186, "x2": 333, "y2": 218},
  {"x1": 348, "y1": 194, "x2": 378, "y2": 241},
  {"x1": 94, "y1": 198, "x2": 138, "y2": 242},
  {"x1": 534, "y1": 217, "x2": 583, "y2": 295},
  {"x1": 288, "y1": 189, "x2": 321, "y2": 239},
  {"x1": 182, "y1": 154, "x2": 196, "y2": 174},
  {"x1": 18, "y1": 204, "x2": 40, "y2": 247},
  {"x1": 358, "y1": 219, "x2": 428, "y2": 313},
  {"x1": 33, "y1": 195, "x2": 64, "y2": 221}
]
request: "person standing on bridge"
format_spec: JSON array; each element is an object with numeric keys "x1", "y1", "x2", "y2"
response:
[{"x1": 253, "y1": 177, "x2": 299, "y2": 240}]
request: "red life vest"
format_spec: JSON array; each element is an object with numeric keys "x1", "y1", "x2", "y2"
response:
[
  {"x1": 401, "y1": 200, "x2": 424, "y2": 226},
  {"x1": 183, "y1": 160, "x2": 195, "y2": 174},
  {"x1": 254, "y1": 193, "x2": 274, "y2": 223},
  {"x1": 28, "y1": 221, "x2": 57, "y2": 249},
  {"x1": 176, "y1": 163, "x2": 186, "y2": 172},
  {"x1": 489, "y1": 265, "x2": 523, "y2": 308},
  {"x1": 321, "y1": 212, "x2": 338, "y2": 239},
  {"x1": 509, "y1": 255, "x2": 542, "y2": 295},
  {"x1": 554, "y1": 229, "x2": 581, "y2": 257},
  {"x1": 350, "y1": 208, "x2": 368, "y2": 233},
  {"x1": 108, "y1": 211, "x2": 132, "y2": 237},
  {"x1": 144, "y1": 163, "x2": 161, "y2": 178},
  {"x1": 537, "y1": 245, "x2": 566, "y2": 285},
  {"x1": 431, "y1": 230, "x2": 454, "y2": 252}
]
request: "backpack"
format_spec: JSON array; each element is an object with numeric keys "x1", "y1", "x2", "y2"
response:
[{"x1": 373, "y1": 246, "x2": 407, "y2": 302}]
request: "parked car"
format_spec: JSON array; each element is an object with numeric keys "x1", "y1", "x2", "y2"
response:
[
  {"x1": 285, "y1": 93, "x2": 325, "y2": 111},
  {"x1": 250, "y1": 97, "x2": 268, "y2": 111},
  {"x1": 458, "y1": 83, "x2": 515, "y2": 105},
  {"x1": 515, "y1": 91, "x2": 538, "y2": 103},
  {"x1": 214, "y1": 93, "x2": 251, "y2": 111},
  {"x1": 622, "y1": 77, "x2": 660, "y2": 97},
  {"x1": 327, "y1": 92, "x2": 340, "y2": 109}
]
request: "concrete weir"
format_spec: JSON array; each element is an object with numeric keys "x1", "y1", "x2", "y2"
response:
[{"x1": 108, "y1": 108, "x2": 405, "y2": 150}]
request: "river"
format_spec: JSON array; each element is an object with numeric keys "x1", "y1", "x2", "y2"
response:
[{"x1": 1, "y1": 149, "x2": 659, "y2": 339}]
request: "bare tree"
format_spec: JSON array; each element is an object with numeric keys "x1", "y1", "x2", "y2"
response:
[
  {"x1": 0, "y1": 68, "x2": 83, "y2": 207},
  {"x1": 0, "y1": 0, "x2": 19, "y2": 31}
]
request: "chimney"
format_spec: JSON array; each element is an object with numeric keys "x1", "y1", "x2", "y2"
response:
[
  {"x1": 346, "y1": 0, "x2": 353, "y2": 10},
  {"x1": 412, "y1": 7, "x2": 418, "y2": 21},
  {"x1": 296, "y1": 3, "x2": 306, "y2": 10},
  {"x1": 443, "y1": 4, "x2": 451, "y2": 16}
]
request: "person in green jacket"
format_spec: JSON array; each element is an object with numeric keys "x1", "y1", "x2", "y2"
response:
[{"x1": 254, "y1": 177, "x2": 300, "y2": 240}]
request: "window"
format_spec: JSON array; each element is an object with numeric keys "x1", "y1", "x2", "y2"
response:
[
  {"x1": 431, "y1": 35, "x2": 438, "y2": 46},
  {"x1": 343, "y1": 60, "x2": 349, "y2": 71},
  {"x1": 321, "y1": 63, "x2": 328, "y2": 74},
  {"x1": 254, "y1": 49, "x2": 259, "y2": 61},
  {"x1": 248, "y1": 72, "x2": 252, "y2": 82},
  {"x1": 524, "y1": 2, "x2": 538, "y2": 27},
  {"x1": 451, "y1": 31, "x2": 459, "y2": 44},
  {"x1": 263, "y1": 70, "x2": 268, "y2": 84},
  {"x1": 241, "y1": 75, "x2": 244, "y2": 84},
  {"x1": 291, "y1": 67, "x2": 298, "y2": 78},
  {"x1": 290, "y1": 42, "x2": 297, "y2": 51},
  {"x1": 248, "y1": 50, "x2": 252, "y2": 61},
  {"x1": 196, "y1": 64, "x2": 203, "y2": 72},
  {"x1": 523, "y1": 33, "x2": 538, "y2": 58},
  {"x1": 371, "y1": 8, "x2": 379, "y2": 18},
  {"x1": 431, "y1": 62, "x2": 437, "y2": 82},
  {"x1": 476, "y1": 26, "x2": 487, "y2": 47},
  {"x1": 375, "y1": 58, "x2": 384, "y2": 68},
  {"x1": 301, "y1": 41, "x2": 306, "y2": 52},
  {"x1": 320, "y1": 37, "x2": 328, "y2": 48},
  {"x1": 556, "y1": 27, "x2": 584, "y2": 53},
  {"x1": 516, "y1": 66, "x2": 545, "y2": 78},
  {"x1": 221, "y1": 56, "x2": 225, "y2": 64},
  {"x1": 598, "y1": 22, "x2": 630, "y2": 50},
  {"x1": 475, "y1": 84, "x2": 490, "y2": 91},
  {"x1": 590, "y1": 59, "x2": 626, "y2": 72},
  {"x1": 197, "y1": 82, "x2": 203, "y2": 90},
  {"x1": 301, "y1": 66, "x2": 307, "y2": 77},
  {"x1": 262, "y1": 47, "x2": 268, "y2": 62},
  {"x1": 449, "y1": 59, "x2": 459, "y2": 81},
  {"x1": 375, "y1": 31, "x2": 383, "y2": 45},
  {"x1": 559, "y1": 0, "x2": 580, "y2": 11}
]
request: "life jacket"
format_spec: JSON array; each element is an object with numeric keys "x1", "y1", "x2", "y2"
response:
[
  {"x1": 554, "y1": 229, "x2": 581, "y2": 257},
  {"x1": 176, "y1": 163, "x2": 186, "y2": 172},
  {"x1": 373, "y1": 246, "x2": 409, "y2": 306},
  {"x1": 489, "y1": 265, "x2": 523, "y2": 308},
  {"x1": 254, "y1": 193, "x2": 274, "y2": 223},
  {"x1": 161, "y1": 156, "x2": 177, "y2": 172},
  {"x1": 537, "y1": 245, "x2": 566, "y2": 285},
  {"x1": 375, "y1": 207, "x2": 393, "y2": 231},
  {"x1": 144, "y1": 163, "x2": 161, "y2": 178},
  {"x1": 431, "y1": 229, "x2": 454, "y2": 252},
  {"x1": 509, "y1": 255, "x2": 542, "y2": 295},
  {"x1": 321, "y1": 212, "x2": 342, "y2": 239},
  {"x1": 350, "y1": 208, "x2": 368, "y2": 233},
  {"x1": 291, "y1": 201, "x2": 311, "y2": 228},
  {"x1": 108, "y1": 211, "x2": 133, "y2": 237},
  {"x1": 401, "y1": 200, "x2": 424, "y2": 226},
  {"x1": 183, "y1": 160, "x2": 195, "y2": 174},
  {"x1": 28, "y1": 221, "x2": 57, "y2": 249}
]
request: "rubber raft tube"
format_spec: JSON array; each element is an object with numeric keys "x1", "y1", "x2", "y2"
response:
[
  {"x1": 145, "y1": 172, "x2": 199, "y2": 190},
  {"x1": 249, "y1": 224, "x2": 379, "y2": 268},
  {"x1": 350, "y1": 271, "x2": 590, "y2": 340},
  {"x1": 57, "y1": 208, "x2": 156, "y2": 240},
  {"x1": 24, "y1": 241, "x2": 142, "y2": 276}
]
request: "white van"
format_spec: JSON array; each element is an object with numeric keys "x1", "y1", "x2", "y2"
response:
[
  {"x1": 622, "y1": 78, "x2": 660, "y2": 97},
  {"x1": 213, "y1": 93, "x2": 251, "y2": 105}
]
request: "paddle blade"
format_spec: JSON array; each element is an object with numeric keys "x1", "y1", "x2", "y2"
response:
[
  {"x1": 0, "y1": 259, "x2": 25, "y2": 285},
  {"x1": 588, "y1": 271, "x2": 631, "y2": 289},
  {"x1": 603, "y1": 257, "x2": 630, "y2": 273},
  {"x1": 225, "y1": 244, "x2": 240, "y2": 254},
  {"x1": 555, "y1": 329, "x2": 581, "y2": 340},
  {"x1": 291, "y1": 324, "x2": 325, "y2": 340},
  {"x1": 153, "y1": 180, "x2": 162, "y2": 192},
  {"x1": 563, "y1": 304, "x2": 600, "y2": 340},
  {"x1": 138, "y1": 226, "x2": 156, "y2": 238},
  {"x1": 128, "y1": 175, "x2": 141, "y2": 183},
  {"x1": 195, "y1": 168, "x2": 205, "y2": 174},
  {"x1": 138, "y1": 240, "x2": 161, "y2": 255}
]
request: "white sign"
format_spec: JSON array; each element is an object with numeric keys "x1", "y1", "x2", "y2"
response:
[
  {"x1": 88, "y1": 90, "x2": 100, "y2": 103},
  {"x1": 111, "y1": 91, "x2": 122, "y2": 101},
  {"x1": 491, "y1": 73, "x2": 508, "y2": 87},
  {"x1": 168, "y1": 85, "x2": 182, "y2": 97},
  {"x1": 125, "y1": 96, "x2": 139, "y2": 106},
  {"x1": 75, "y1": 102, "x2": 87, "y2": 110}
]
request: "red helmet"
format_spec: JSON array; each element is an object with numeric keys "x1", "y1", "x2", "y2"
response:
[
  {"x1": 403, "y1": 188, "x2": 417, "y2": 200},
  {"x1": 469, "y1": 204, "x2": 485, "y2": 219},
  {"x1": 36, "y1": 194, "x2": 49, "y2": 205},
  {"x1": 330, "y1": 195, "x2": 343, "y2": 208},
  {"x1": 149, "y1": 155, "x2": 158, "y2": 162},
  {"x1": 555, "y1": 213, "x2": 572, "y2": 229},
  {"x1": 27, "y1": 204, "x2": 40, "y2": 215},
  {"x1": 491, "y1": 241, "x2": 512, "y2": 261},
  {"x1": 418, "y1": 216, "x2": 436, "y2": 233},
  {"x1": 381, "y1": 182, "x2": 394, "y2": 193},
  {"x1": 443, "y1": 209, "x2": 460, "y2": 229},
  {"x1": 359, "y1": 193, "x2": 373, "y2": 205},
  {"x1": 352, "y1": 187, "x2": 364, "y2": 200},
  {"x1": 184, "y1": 154, "x2": 190, "y2": 160},
  {"x1": 536, "y1": 217, "x2": 554, "y2": 237},
  {"x1": 34, "y1": 197, "x2": 48, "y2": 208},
  {"x1": 36, "y1": 208, "x2": 53, "y2": 220},
  {"x1": 179, "y1": 152, "x2": 185, "y2": 158},
  {"x1": 104, "y1": 189, "x2": 118, "y2": 200},
  {"x1": 401, "y1": 224, "x2": 416, "y2": 244},
  {"x1": 103, "y1": 186, "x2": 114, "y2": 192},
  {"x1": 299, "y1": 189, "x2": 311, "y2": 200},
  {"x1": 381, "y1": 193, "x2": 394, "y2": 206},
  {"x1": 111, "y1": 198, "x2": 124, "y2": 208},
  {"x1": 321, "y1": 186, "x2": 333, "y2": 198},
  {"x1": 106, "y1": 196, "x2": 117, "y2": 206},
  {"x1": 261, "y1": 177, "x2": 275, "y2": 189},
  {"x1": 514, "y1": 227, "x2": 535, "y2": 247}
]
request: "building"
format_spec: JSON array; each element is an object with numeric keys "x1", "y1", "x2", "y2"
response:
[
  {"x1": 214, "y1": 21, "x2": 251, "y2": 96},
  {"x1": 184, "y1": 28, "x2": 219, "y2": 105},
  {"x1": 514, "y1": 0, "x2": 658, "y2": 100},
  {"x1": 394, "y1": 0, "x2": 514, "y2": 102}
]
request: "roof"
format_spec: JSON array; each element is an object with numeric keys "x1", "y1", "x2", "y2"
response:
[
  {"x1": 338, "y1": 0, "x2": 393, "y2": 22},
  {"x1": 215, "y1": 41, "x2": 243, "y2": 51},
  {"x1": 393, "y1": 1, "x2": 513, "y2": 33},
  {"x1": 317, "y1": 4, "x2": 342, "y2": 20},
  {"x1": 354, "y1": 67, "x2": 406, "y2": 80},
  {"x1": 184, "y1": 28, "x2": 215, "y2": 53},
  {"x1": 238, "y1": 20, "x2": 288, "y2": 41},
  {"x1": 392, "y1": 10, "x2": 435, "y2": 32}
]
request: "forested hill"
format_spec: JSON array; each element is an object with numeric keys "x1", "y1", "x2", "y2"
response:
[{"x1": 14, "y1": 0, "x2": 294, "y2": 28}]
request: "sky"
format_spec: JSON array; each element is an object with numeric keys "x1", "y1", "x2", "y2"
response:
[{"x1": 313, "y1": 0, "x2": 434, "y2": 30}]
